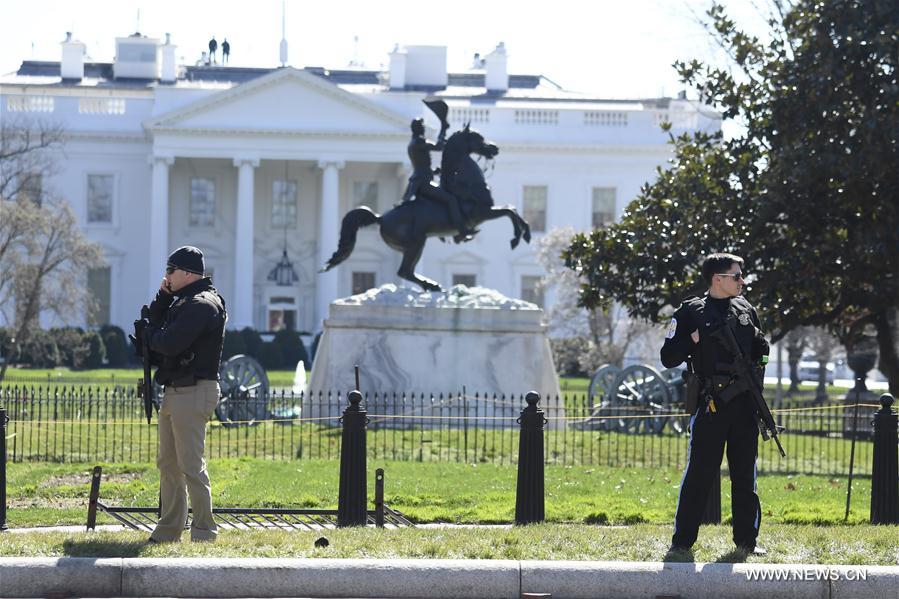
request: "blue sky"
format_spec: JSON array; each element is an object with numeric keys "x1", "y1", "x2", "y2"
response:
[{"x1": 0, "y1": 0, "x2": 772, "y2": 99}]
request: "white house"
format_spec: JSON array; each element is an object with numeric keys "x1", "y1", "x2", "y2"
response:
[{"x1": 0, "y1": 32, "x2": 721, "y2": 335}]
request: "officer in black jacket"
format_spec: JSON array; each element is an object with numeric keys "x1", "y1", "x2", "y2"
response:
[
  {"x1": 138, "y1": 246, "x2": 227, "y2": 543},
  {"x1": 662, "y1": 253, "x2": 769, "y2": 556}
]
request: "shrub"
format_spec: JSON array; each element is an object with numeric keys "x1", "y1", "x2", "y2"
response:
[
  {"x1": 83, "y1": 331, "x2": 107, "y2": 369},
  {"x1": 222, "y1": 329, "x2": 247, "y2": 359},
  {"x1": 50, "y1": 327, "x2": 88, "y2": 368},
  {"x1": 550, "y1": 337, "x2": 591, "y2": 377},
  {"x1": 257, "y1": 342, "x2": 283, "y2": 370},
  {"x1": 18, "y1": 330, "x2": 61, "y2": 368},
  {"x1": 100, "y1": 325, "x2": 129, "y2": 367},
  {"x1": 239, "y1": 327, "x2": 263, "y2": 359},
  {"x1": 272, "y1": 329, "x2": 309, "y2": 370}
]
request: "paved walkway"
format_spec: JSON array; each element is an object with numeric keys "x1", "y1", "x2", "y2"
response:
[{"x1": 0, "y1": 556, "x2": 895, "y2": 598}]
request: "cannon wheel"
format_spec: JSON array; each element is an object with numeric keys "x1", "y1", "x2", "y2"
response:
[
  {"x1": 215, "y1": 354, "x2": 270, "y2": 427},
  {"x1": 581, "y1": 364, "x2": 622, "y2": 430},
  {"x1": 661, "y1": 368, "x2": 689, "y2": 434},
  {"x1": 609, "y1": 364, "x2": 673, "y2": 434}
]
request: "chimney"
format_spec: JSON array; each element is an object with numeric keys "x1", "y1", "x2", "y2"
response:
[
  {"x1": 484, "y1": 42, "x2": 508, "y2": 92},
  {"x1": 388, "y1": 44, "x2": 406, "y2": 89},
  {"x1": 160, "y1": 33, "x2": 177, "y2": 82},
  {"x1": 60, "y1": 32, "x2": 86, "y2": 80},
  {"x1": 402, "y1": 45, "x2": 447, "y2": 88}
]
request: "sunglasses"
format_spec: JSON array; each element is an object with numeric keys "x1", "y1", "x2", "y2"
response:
[
  {"x1": 165, "y1": 266, "x2": 177, "y2": 275},
  {"x1": 717, "y1": 272, "x2": 745, "y2": 281}
]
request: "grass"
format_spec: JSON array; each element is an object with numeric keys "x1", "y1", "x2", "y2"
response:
[
  {"x1": 0, "y1": 523, "x2": 896, "y2": 564},
  {"x1": 2, "y1": 459, "x2": 877, "y2": 529},
  {"x1": 0, "y1": 367, "x2": 301, "y2": 388}
]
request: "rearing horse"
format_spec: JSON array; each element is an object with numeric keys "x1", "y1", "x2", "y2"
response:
[{"x1": 320, "y1": 126, "x2": 531, "y2": 291}]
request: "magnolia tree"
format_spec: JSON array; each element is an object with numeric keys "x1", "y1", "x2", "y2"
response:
[
  {"x1": 564, "y1": 1, "x2": 898, "y2": 393},
  {"x1": 0, "y1": 117, "x2": 104, "y2": 381}
]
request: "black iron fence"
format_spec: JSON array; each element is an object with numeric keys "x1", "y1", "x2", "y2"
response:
[{"x1": 0, "y1": 385, "x2": 881, "y2": 476}]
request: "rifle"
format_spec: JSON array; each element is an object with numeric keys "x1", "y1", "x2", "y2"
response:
[
  {"x1": 135, "y1": 305, "x2": 155, "y2": 424},
  {"x1": 711, "y1": 320, "x2": 786, "y2": 457}
]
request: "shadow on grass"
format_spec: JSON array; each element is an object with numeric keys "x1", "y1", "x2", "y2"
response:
[
  {"x1": 662, "y1": 548, "x2": 695, "y2": 563},
  {"x1": 714, "y1": 549, "x2": 747, "y2": 564},
  {"x1": 62, "y1": 538, "x2": 149, "y2": 557}
]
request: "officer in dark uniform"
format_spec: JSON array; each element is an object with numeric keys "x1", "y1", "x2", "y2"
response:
[
  {"x1": 401, "y1": 117, "x2": 475, "y2": 240},
  {"x1": 137, "y1": 246, "x2": 227, "y2": 543},
  {"x1": 661, "y1": 253, "x2": 770, "y2": 556}
]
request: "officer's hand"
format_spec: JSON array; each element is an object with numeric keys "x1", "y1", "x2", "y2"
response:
[
  {"x1": 134, "y1": 317, "x2": 150, "y2": 337},
  {"x1": 691, "y1": 330, "x2": 700, "y2": 344},
  {"x1": 159, "y1": 278, "x2": 172, "y2": 294}
]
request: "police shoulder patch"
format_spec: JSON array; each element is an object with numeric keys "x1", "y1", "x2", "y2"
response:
[
  {"x1": 738, "y1": 313, "x2": 751, "y2": 326},
  {"x1": 666, "y1": 318, "x2": 678, "y2": 339}
]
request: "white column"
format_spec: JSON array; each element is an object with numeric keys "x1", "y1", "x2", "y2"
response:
[
  {"x1": 232, "y1": 158, "x2": 259, "y2": 329},
  {"x1": 316, "y1": 159, "x2": 344, "y2": 328},
  {"x1": 148, "y1": 156, "x2": 174, "y2": 299}
]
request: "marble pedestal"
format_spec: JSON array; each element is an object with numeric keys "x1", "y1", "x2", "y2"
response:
[{"x1": 307, "y1": 285, "x2": 563, "y2": 426}]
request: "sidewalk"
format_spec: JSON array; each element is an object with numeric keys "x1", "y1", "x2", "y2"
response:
[{"x1": 0, "y1": 557, "x2": 895, "y2": 598}]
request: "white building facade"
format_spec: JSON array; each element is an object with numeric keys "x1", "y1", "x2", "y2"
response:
[{"x1": 0, "y1": 34, "x2": 720, "y2": 335}]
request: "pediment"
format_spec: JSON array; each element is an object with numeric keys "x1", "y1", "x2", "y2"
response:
[{"x1": 146, "y1": 68, "x2": 407, "y2": 135}]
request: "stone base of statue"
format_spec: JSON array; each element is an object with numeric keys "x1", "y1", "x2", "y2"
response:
[{"x1": 307, "y1": 284, "x2": 563, "y2": 427}]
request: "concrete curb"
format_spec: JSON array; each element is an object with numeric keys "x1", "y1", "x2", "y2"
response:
[{"x1": 0, "y1": 558, "x2": 896, "y2": 598}]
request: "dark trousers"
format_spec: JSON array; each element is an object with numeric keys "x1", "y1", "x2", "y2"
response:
[{"x1": 672, "y1": 394, "x2": 761, "y2": 549}]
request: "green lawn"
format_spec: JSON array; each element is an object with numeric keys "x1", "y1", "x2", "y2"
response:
[
  {"x1": 0, "y1": 523, "x2": 896, "y2": 564},
  {"x1": 2, "y1": 459, "x2": 875, "y2": 529}
]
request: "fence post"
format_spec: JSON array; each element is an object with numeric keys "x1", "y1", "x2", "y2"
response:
[
  {"x1": 701, "y1": 469, "x2": 722, "y2": 524},
  {"x1": 375, "y1": 468, "x2": 385, "y2": 528},
  {"x1": 86, "y1": 466, "x2": 102, "y2": 531},
  {"x1": 1, "y1": 406, "x2": 8, "y2": 531},
  {"x1": 870, "y1": 393, "x2": 898, "y2": 524},
  {"x1": 515, "y1": 391, "x2": 545, "y2": 525},
  {"x1": 337, "y1": 390, "x2": 368, "y2": 527}
]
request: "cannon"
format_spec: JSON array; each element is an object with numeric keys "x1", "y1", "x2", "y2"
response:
[
  {"x1": 150, "y1": 354, "x2": 272, "y2": 427},
  {"x1": 582, "y1": 363, "x2": 688, "y2": 434}
]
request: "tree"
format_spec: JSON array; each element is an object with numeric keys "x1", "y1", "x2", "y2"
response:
[
  {"x1": 564, "y1": 0, "x2": 899, "y2": 393},
  {"x1": 0, "y1": 117, "x2": 104, "y2": 381},
  {"x1": 537, "y1": 227, "x2": 654, "y2": 373}
]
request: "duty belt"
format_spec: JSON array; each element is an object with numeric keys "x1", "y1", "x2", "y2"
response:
[{"x1": 701, "y1": 374, "x2": 751, "y2": 404}]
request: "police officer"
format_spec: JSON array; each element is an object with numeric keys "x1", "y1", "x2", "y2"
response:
[
  {"x1": 138, "y1": 246, "x2": 227, "y2": 543},
  {"x1": 661, "y1": 253, "x2": 769, "y2": 556}
]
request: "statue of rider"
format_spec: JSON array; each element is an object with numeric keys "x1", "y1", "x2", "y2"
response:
[{"x1": 401, "y1": 117, "x2": 476, "y2": 239}]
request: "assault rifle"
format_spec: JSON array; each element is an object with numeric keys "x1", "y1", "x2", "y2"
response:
[
  {"x1": 711, "y1": 320, "x2": 786, "y2": 457},
  {"x1": 134, "y1": 305, "x2": 155, "y2": 424}
]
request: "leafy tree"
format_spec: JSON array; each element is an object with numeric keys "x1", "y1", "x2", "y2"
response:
[
  {"x1": 564, "y1": 0, "x2": 899, "y2": 393},
  {"x1": 0, "y1": 117, "x2": 104, "y2": 380}
]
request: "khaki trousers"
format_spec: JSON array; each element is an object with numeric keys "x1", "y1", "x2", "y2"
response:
[{"x1": 151, "y1": 379, "x2": 219, "y2": 542}]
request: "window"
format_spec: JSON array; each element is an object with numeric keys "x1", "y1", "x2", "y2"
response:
[
  {"x1": 272, "y1": 180, "x2": 297, "y2": 229},
  {"x1": 268, "y1": 296, "x2": 296, "y2": 332},
  {"x1": 87, "y1": 267, "x2": 111, "y2": 326},
  {"x1": 452, "y1": 274, "x2": 476, "y2": 288},
  {"x1": 521, "y1": 275, "x2": 544, "y2": 307},
  {"x1": 87, "y1": 174, "x2": 114, "y2": 223},
  {"x1": 592, "y1": 187, "x2": 616, "y2": 228},
  {"x1": 352, "y1": 271, "x2": 376, "y2": 295},
  {"x1": 353, "y1": 181, "x2": 378, "y2": 210},
  {"x1": 522, "y1": 185, "x2": 547, "y2": 232},
  {"x1": 19, "y1": 173, "x2": 42, "y2": 205},
  {"x1": 189, "y1": 178, "x2": 215, "y2": 227}
]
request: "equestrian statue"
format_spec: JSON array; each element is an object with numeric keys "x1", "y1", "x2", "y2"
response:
[{"x1": 320, "y1": 99, "x2": 531, "y2": 291}]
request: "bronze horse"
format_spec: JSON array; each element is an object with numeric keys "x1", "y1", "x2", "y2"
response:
[{"x1": 320, "y1": 125, "x2": 531, "y2": 291}]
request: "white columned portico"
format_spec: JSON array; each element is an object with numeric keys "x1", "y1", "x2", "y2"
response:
[
  {"x1": 316, "y1": 159, "x2": 345, "y2": 327},
  {"x1": 233, "y1": 157, "x2": 260, "y2": 329},
  {"x1": 148, "y1": 155, "x2": 174, "y2": 298}
]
